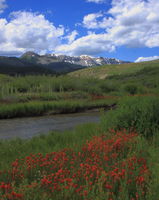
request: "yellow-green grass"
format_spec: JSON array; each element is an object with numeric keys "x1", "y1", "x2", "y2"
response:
[{"x1": 69, "y1": 60, "x2": 159, "y2": 79}]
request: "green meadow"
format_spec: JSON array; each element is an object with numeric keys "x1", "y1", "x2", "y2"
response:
[
  {"x1": 0, "y1": 60, "x2": 159, "y2": 199},
  {"x1": 0, "y1": 60, "x2": 159, "y2": 118}
]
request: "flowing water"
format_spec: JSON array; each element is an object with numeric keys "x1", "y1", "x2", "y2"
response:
[{"x1": 0, "y1": 111, "x2": 100, "y2": 140}]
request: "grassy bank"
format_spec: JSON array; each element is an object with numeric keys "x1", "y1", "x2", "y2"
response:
[
  {"x1": 0, "y1": 98, "x2": 117, "y2": 119},
  {"x1": 0, "y1": 96, "x2": 159, "y2": 199}
]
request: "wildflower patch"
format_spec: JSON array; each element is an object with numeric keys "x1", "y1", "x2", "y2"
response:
[{"x1": 0, "y1": 130, "x2": 149, "y2": 200}]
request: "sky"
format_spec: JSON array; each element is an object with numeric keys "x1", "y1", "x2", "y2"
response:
[{"x1": 0, "y1": 0, "x2": 159, "y2": 62}]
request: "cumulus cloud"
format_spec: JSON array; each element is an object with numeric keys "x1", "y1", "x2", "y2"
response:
[
  {"x1": 63, "y1": 30, "x2": 78, "y2": 44},
  {"x1": 57, "y1": 0, "x2": 159, "y2": 56},
  {"x1": 55, "y1": 33, "x2": 115, "y2": 56},
  {"x1": 83, "y1": 12, "x2": 114, "y2": 29},
  {"x1": 0, "y1": 11, "x2": 64, "y2": 56},
  {"x1": 1, "y1": 0, "x2": 159, "y2": 57},
  {"x1": 135, "y1": 56, "x2": 159, "y2": 63},
  {"x1": 90, "y1": 0, "x2": 159, "y2": 48},
  {"x1": 86, "y1": 0, "x2": 105, "y2": 3},
  {"x1": 0, "y1": 0, "x2": 7, "y2": 14},
  {"x1": 106, "y1": 0, "x2": 159, "y2": 48}
]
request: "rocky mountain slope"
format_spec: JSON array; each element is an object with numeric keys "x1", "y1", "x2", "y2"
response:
[
  {"x1": 0, "y1": 52, "x2": 130, "y2": 75},
  {"x1": 0, "y1": 56, "x2": 55, "y2": 76},
  {"x1": 0, "y1": 54, "x2": 84, "y2": 75},
  {"x1": 21, "y1": 52, "x2": 129, "y2": 67}
]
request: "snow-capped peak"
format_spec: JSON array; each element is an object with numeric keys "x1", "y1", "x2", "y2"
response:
[{"x1": 21, "y1": 52, "x2": 129, "y2": 67}]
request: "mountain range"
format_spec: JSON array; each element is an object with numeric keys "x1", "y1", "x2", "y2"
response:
[
  {"x1": 0, "y1": 51, "x2": 130, "y2": 75},
  {"x1": 21, "y1": 52, "x2": 128, "y2": 67}
]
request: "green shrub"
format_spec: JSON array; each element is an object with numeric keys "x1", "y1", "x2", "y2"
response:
[
  {"x1": 100, "y1": 82, "x2": 117, "y2": 93},
  {"x1": 123, "y1": 84, "x2": 138, "y2": 95},
  {"x1": 101, "y1": 96, "x2": 159, "y2": 138}
]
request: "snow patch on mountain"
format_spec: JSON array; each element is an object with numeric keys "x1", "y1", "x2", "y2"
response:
[{"x1": 21, "y1": 52, "x2": 129, "y2": 67}]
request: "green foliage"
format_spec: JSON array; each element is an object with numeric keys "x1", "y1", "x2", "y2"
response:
[
  {"x1": 99, "y1": 81, "x2": 117, "y2": 93},
  {"x1": 0, "y1": 63, "x2": 159, "y2": 100},
  {"x1": 0, "y1": 61, "x2": 159, "y2": 199},
  {"x1": 0, "y1": 64, "x2": 55, "y2": 76},
  {"x1": 0, "y1": 72, "x2": 159, "y2": 199},
  {"x1": 0, "y1": 62, "x2": 159, "y2": 119},
  {"x1": 0, "y1": 98, "x2": 116, "y2": 119},
  {"x1": 0, "y1": 115, "x2": 159, "y2": 199},
  {"x1": 0, "y1": 123, "x2": 99, "y2": 170},
  {"x1": 123, "y1": 84, "x2": 138, "y2": 95},
  {"x1": 69, "y1": 59, "x2": 159, "y2": 79},
  {"x1": 101, "y1": 96, "x2": 159, "y2": 138}
]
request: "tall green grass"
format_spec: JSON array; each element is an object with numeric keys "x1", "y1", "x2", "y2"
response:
[
  {"x1": 0, "y1": 98, "x2": 117, "y2": 119},
  {"x1": 0, "y1": 64, "x2": 158, "y2": 122},
  {"x1": 101, "y1": 96, "x2": 159, "y2": 138},
  {"x1": 1, "y1": 65, "x2": 159, "y2": 103}
]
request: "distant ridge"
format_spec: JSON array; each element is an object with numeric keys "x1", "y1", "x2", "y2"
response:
[
  {"x1": 0, "y1": 54, "x2": 84, "y2": 76},
  {"x1": 0, "y1": 56, "x2": 55, "y2": 76},
  {"x1": 0, "y1": 52, "x2": 130, "y2": 76},
  {"x1": 21, "y1": 51, "x2": 130, "y2": 67}
]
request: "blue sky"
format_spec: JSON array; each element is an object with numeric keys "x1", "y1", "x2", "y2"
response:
[{"x1": 0, "y1": 0, "x2": 159, "y2": 62}]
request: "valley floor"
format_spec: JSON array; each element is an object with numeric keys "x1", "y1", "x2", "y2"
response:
[{"x1": 0, "y1": 61, "x2": 159, "y2": 199}]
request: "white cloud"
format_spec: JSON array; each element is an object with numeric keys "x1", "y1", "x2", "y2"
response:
[
  {"x1": 0, "y1": 0, "x2": 7, "y2": 14},
  {"x1": 86, "y1": 0, "x2": 105, "y2": 3},
  {"x1": 74, "y1": 0, "x2": 159, "y2": 56},
  {"x1": 1, "y1": 0, "x2": 159, "y2": 57},
  {"x1": 55, "y1": 33, "x2": 115, "y2": 56},
  {"x1": 105, "y1": 0, "x2": 158, "y2": 48},
  {"x1": 63, "y1": 30, "x2": 78, "y2": 44},
  {"x1": 0, "y1": 18, "x2": 7, "y2": 43},
  {"x1": 135, "y1": 56, "x2": 159, "y2": 63},
  {"x1": 0, "y1": 11, "x2": 64, "y2": 56},
  {"x1": 83, "y1": 12, "x2": 114, "y2": 29}
]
